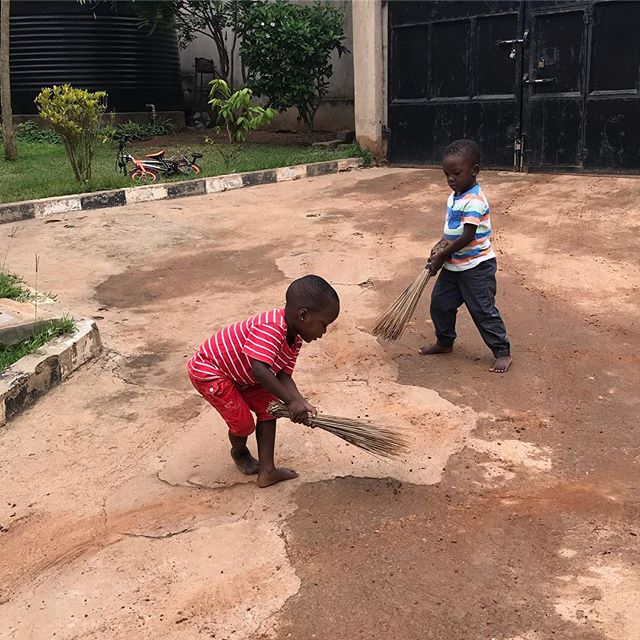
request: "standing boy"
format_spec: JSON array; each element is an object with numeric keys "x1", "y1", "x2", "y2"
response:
[
  {"x1": 188, "y1": 275, "x2": 340, "y2": 487},
  {"x1": 420, "y1": 139, "x2": 512, "y2": 373}
]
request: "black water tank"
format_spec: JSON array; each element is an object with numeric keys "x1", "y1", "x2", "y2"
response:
[{"x1": 8, "y1": 1, "x2": 183, "y2": 115}]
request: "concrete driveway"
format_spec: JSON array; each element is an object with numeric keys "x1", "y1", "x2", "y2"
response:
[{"x1": 0, "y1": 166, "x2": 638, "y2": 640}]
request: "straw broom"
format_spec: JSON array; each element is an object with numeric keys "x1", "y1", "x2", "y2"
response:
[
  {"x1": 268, "y1": 400, "x2": 409, "y2": 459},
  {"x1": 371, "y1": 239, "x2": 448, "y2": 342},
  {"x1": 371, "y1": 268, "x2": 432, "y2": 342}
]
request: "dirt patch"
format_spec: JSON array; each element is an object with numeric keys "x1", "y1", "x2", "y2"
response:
[
  {"x1": 158, "y1": 395, "x2": 203, "y2": 425},
  {"x1": 392, "y1": 267, "x2": 639, "y2": 478},
  {"x1": 2, "y1": 167, "x2": 640, "y2": 640},
  {"x1": 95, "y1": 247, "x2": 280, "y2": 309},
  {"x1": 262, "y1": 476, "x2": 631, "y2": 640},
  {"x1": 254, "y1": 167, "x2": 640, "y2": 640}
]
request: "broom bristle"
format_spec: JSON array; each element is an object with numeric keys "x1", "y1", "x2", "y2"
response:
[
  {"x1": 371, "y1": 268, "x2": 432, "y2": 342},
  {"x1": 268, "y1": 400, "x2": 409, "y2": 459}
]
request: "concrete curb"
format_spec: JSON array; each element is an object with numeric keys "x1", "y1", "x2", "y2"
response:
[
  {"x1": 0, "y1": 157, "x2": 364, "y2": 224},
  {"x1": 0, "y1": 319, "x2": 101, "y2": 426}
]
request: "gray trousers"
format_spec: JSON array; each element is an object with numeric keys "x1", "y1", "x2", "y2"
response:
[{"x1": 430, "y1": 258, "x2": 510, "y2": 357}]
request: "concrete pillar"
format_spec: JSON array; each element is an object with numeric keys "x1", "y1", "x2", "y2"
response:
[{"x1": 352, "y1": 0, "x2": 385, "y2": 159}]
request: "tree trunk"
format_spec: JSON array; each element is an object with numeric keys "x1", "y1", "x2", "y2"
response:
[{"x1": 1, "y1": 0, "x2": 18, "y2": 161}]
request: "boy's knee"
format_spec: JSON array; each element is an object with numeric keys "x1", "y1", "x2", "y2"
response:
[{"x1": 430, "y1": 298, "x2": 456, "y2": 315}]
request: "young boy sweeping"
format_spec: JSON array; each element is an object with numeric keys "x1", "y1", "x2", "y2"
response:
[
  {"x1": 188, "y1": 275, "x2": 340, "y2": 487},
  {"x1": 420, "y1": 139, "x2": 512, "y2": 373}
]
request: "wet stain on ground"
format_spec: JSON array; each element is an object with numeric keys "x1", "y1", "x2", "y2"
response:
[
  {"x1": 257, "y1": 168, "x2": 640, "y2": 640},
  {"x1": 95, "y1": 247, "x2": 280, "y2": 309},
  {"x1": 124, "y1": 340, "x2": 179, "y2": 371},
  {"x1": 264, "y1": 476, "x2": 623, "y2": 640},
  {"x1": 329, "y1": 170, "x2": 431, "y2": 199},
  {"x1": 158, "y1": 395, "x2": 203, "y2": 425}
]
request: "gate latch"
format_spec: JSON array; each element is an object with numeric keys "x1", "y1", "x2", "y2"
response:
[
  {"x1": 523, "y1": 74, "x2": 557, "y2": 85},
  {"x1": 495, "y1": 30, "x2": 529, "y2": 46}
]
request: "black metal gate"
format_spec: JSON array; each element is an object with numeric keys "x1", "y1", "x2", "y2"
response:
[{"x1": 388, "y1": 0, "x2": 640, "y2": 173}]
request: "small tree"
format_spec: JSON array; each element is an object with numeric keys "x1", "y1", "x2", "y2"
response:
[
  {"x1": 36, "y1": 85, "x2": 107, "y2": 182},
  {"x1": 239, "y1": 0, "x2": 348, "y2": 132},
  {"x1": 1, "y1": 0, "x2": 18, "y2": 161},
  {"x1": 207, "y1": 78, "x2": 276, "y2": 170}
]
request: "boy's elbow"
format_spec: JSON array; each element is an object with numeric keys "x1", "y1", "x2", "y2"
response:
[
  {"x1": 463, "y1": 228, "x2": 477, "y2": 243},
  {"x1": 251, "y1": 360, "x2": 267, "y2": 378}
]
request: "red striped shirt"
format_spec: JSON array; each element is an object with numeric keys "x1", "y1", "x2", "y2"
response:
[{"x1": 187, "y1": 308, "x2": 303, "y2": 385}]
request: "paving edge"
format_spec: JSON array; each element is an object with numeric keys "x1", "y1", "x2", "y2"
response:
[
  {"x1": 0, "y1": 319, "x2": 101, "y2": 426},
  {"x1": 0, "y1": 157, "x2": 364, "y2": 224}
]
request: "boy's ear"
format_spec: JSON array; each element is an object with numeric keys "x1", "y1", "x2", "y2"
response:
[
  {"x1": 472, "y1": 163, "x2": 480, "y2": 176},
  {"x1": 298, "y1": 307, "x2": 310, "y2": 321}
]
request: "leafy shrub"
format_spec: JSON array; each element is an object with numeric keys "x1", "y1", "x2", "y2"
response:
[
  {"x1": 148, "y1": 117, "x2": 175, "y2": 137},
  {"x1": 101, "y1": 120, "x2": 149, "y2": 143},
  {"x1": 1, "y1": 121, "x2": 61, "y2": 144},
  {"x1": 101, "y1": 117, "x2": 175, "y2": 143},
  {"x1": 15, "y1": 121, "x2": 61, "y2": 144},
  {"x1": 239, "y1": 0, "x2": 348, "y2": 131},
  {"x1": 207, "y1": 79, "x2": 276, "y2": 170},
  {"x1": 36, "y1": 84, "x2": 107, "y2": 182}
]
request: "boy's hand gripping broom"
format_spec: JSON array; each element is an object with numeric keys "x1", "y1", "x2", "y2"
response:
[
  {"x1": 371, "y1": 239, "x2": 448, "y2": 342},
  {"x1": 267, "y1": 401, "x2": 409, "y2": 459}
]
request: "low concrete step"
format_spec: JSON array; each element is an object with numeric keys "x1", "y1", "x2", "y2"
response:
[{"x1": 0, "y1": 298, "x2": 66, "y2": 348}]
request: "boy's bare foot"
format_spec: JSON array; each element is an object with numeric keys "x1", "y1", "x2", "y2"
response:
[
  {"x1": 230, "y1": 447, "x2": 260, "y2": 475},
  {"x1": 419, "y1": 343, "x2": 453, "y2": 355},
  {"x1": 490, "y1": 355, "x2": 512, "y2": 373},
  {"x1": 257, "y1": 467, "x2": 299, "y2": 488}
]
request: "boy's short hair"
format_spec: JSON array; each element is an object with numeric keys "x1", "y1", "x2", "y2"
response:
[
  {"x1": 443, "y1": 139, "x2": 481, "y2": 165},
  {"x1": 286, "y1": 275, "x2": 339, "y2": 311}
]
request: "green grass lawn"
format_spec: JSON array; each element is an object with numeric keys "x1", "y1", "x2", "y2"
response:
[{"x1": 0, "y1": 140, "x2": 366, "y2": 204}]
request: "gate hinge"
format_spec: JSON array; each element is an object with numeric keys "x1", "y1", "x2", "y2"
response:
[
  {"x1": 382, "y1": 125, "x2": 390, "y2": 139},
  {"x1": 583, "y1": 10, "x2": 590, "y2": 24}
]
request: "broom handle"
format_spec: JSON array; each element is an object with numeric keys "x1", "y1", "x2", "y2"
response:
[
  {"x1": 421, "y1": 267, "x2": 432, "y2": 288},
  {"x1": 417, "y1": 271, "x2": 431, "y2": 304}
]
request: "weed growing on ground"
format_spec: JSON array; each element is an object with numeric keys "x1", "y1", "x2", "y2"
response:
[
  {"x1": 0, "y1": 272, "x2": 29, "y2": 300},
  {"x1": 353, "y1": 144, "x2": 374, "y2": 167},
  {"x1": 0, "y1": 316, "x2": 76, "y2": 373}
]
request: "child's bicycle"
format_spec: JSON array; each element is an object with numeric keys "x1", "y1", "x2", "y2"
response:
[{"x1": 116, "y1": 139, "x2": 202, "y2": 181}]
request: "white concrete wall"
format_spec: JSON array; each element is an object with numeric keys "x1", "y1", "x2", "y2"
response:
[
  {"x1": 179, "y1": 0, "x2": 354, "y2": 132},
  {"x1": 352, "y1": 0, "x2": 385, "y2": 158}
]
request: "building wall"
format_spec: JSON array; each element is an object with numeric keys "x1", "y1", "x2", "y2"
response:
[
  {"x1": 179, "y1": 0, "x2": 354, "y2": 132},
  {"x1": 352, "y1": 0, "x2": 386, "y2": 158}
]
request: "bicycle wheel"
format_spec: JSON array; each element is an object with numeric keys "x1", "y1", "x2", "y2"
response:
[
  {"x1": 176, "y1": 161, "x2": 201, "y2": 175},
  {"x1": 131, "y1": 168, "x2": 158, "y2": 182}
]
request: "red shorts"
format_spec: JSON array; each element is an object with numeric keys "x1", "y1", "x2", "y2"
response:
[{"x1": 189, "y1": 375, "x2": 277, "y2": 437}]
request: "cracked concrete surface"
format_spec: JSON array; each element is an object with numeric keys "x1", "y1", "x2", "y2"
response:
[{"x1": 0, "y1": 168, "x2": 639, "y2": 639}]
